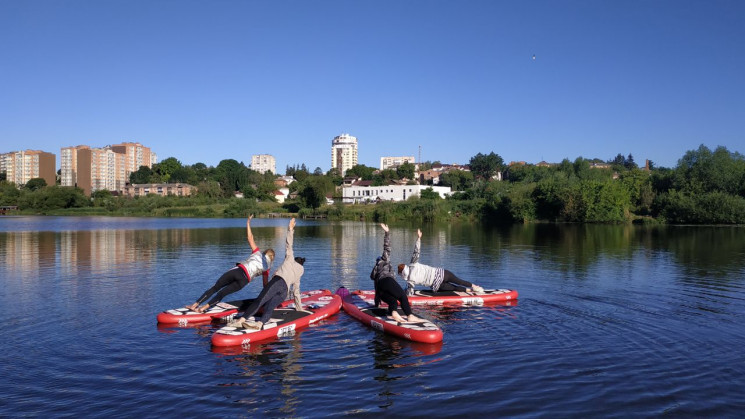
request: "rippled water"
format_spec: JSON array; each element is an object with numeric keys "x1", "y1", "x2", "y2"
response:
[{"x1": 1, "y1": 216, "x2": 744, "y2": 417}]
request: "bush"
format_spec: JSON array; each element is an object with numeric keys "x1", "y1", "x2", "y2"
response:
[
  {"x1": 659, "y1": 190, "x2": 745, "y2": 224},
  {"x1": 223, "y1": 198, "x2": 259, "y2": 218}
]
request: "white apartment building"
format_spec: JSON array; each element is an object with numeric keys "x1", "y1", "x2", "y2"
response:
[
  {"x1": 0, "y1": 150, "x2": 56, "y2": 187},
  {"x1": 380, "y1": 156, "x2": 416, "y2": 171},
  {"x1": 251, "y1": 154, "x2": 276, "y2": 174},
  {"x1": 342, "y1": 183, "x2": 452, "y2": 204},
  {"x1": 331, "y1": 133, "x2": 358, "y2": 176}
]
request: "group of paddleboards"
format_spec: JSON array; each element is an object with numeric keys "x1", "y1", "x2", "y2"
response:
[
  {"x1": 156, "y1": 218, "x2": 518, "y2": 347},
  {"x1": 157, "y1": 286, "x2": 518, "y2": 346}
]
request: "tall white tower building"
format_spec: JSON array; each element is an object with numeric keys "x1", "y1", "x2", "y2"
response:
[
  {"x1": 331, "y1": 133, "x2": 358, "y2": 176},
  {"x1": 251, "y1": 154, "x2": 276, "y2": 174}
]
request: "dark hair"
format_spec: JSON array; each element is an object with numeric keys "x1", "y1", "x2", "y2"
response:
[
  {"x1": 397, "y1": 263, "x2": 406, "y2": 274},
  {"x1": 294, "y1": 256, "x2": 306, "y2": 266}
]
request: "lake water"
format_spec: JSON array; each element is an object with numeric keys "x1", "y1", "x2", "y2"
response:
[{"x1": 1, "y1": 216, "x2": 744, "y2": 417}]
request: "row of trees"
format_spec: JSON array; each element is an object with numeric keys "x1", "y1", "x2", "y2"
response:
[
  {"x1": 448, "y1": 146, "x2": 745, "y2": 224},
  {"x1": 2, "y1": 145, "x2": 743, "y2": 224}
]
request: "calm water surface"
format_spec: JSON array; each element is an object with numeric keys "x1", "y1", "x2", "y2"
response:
[{"x1": 1, "y1": 216, "x2": 744, "y2": 417}]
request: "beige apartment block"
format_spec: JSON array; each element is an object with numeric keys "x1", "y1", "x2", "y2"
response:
[
  {"x1": 251, "y1": 154, "x2": 276, "y2": 174},
  {"x1": 0, "y1": 150, "x2": 56, "y2": 187},
  {"x1": 111, "y1": 142, "x2": 157, "y2": 174},
  {"x1": 380, "y1": 156, "x2": 415, "y2": 171},
  {"x1": 61, "y1": 142, "x2": 156, "y2": 195},
  {"x1": 61, "y1": 146, "x2": 93, "y2": 194}
]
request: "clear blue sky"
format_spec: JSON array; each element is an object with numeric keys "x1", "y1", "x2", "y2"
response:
[{"x1": 2, "y1": 0, "x2": 744, "y2": 173}]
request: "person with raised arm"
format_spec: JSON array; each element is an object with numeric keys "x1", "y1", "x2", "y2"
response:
[
  {"x1": 398, "y1": 229, "x2": 484, "y2": 296},
  {"x1": 186, "y1": 215, "x2": 274, "y2": 313},
  {"x1": 370, "y1": 223, "x2": 421, "y2": 323},
  {"x1": 231, "y1": 217, "x2": 306, "y2": 330}
]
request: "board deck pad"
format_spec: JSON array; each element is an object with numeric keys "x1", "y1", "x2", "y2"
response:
[
  {"x1": 157, "y1": 289, "x2": 333, "y2": 326},
  {"x1": 360, "y1": 306, "x2": 441, "y2": 332},
  {"x1": 216, "y1": 308, "x2": 310, "y2": 335},
  {"x1": 354, "y1": 288, "x2": 518, "y2": 306},
  {"x1": 156, "y1": 300, "x2": 249, "y2": 325},
  {"x1": 211, "y1": 292, "x2": 342, "y2": 347}
]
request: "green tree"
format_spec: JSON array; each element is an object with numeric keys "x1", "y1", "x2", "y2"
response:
[
  {"x1": 19, "y1": 186, "x2": 89, "y2": 211},
  {"x1": 625, "y1": 154, "x2": 637, "y2": 170},
  {"x1": 619, "y1": 169, "x2": 653, "y2": 214},
  {"x1": 91, "y1": 189, "x2": 113, "y2": 207},
  {"x1": 130, "y1": 166, "x2": 153, "y2": 184},
  {"x1": 155, "y1": 157, "x2": 183, "y2": 182},
  {"x1": 396, "y1": 162, "x2": 415, "y2": 180},
  {"x1": 169, "y1": 166, "x2": 192, "y2": 183},
  {"x1": 0, "y1": 181, "x2": 21, "y2": 205},
  {"x1": 573, "y1": 157, "x2": 591, "y2": 180},
  {"x1": 325, "y1": 169, "x2": 344, "y2": 186},
  {"x1": 532, "y1": 173, "x2": 569, "y2": 221},
  {"x1": 346, "y1": 164, "x2": 376, "y2": 180},
  {"x1": 674, "y1": 145, "x2": 745, "y2": 195},
  {"x1": 420, "y1": 187, "x2": 441, "y2": 200},
  {"x1": 25, "y1": 178, "x2": 47, "y2": 191},
  {"x1": 373, "y1": 169, "x2": 398, "y2": 186},
  {"x1": 215, "y1": 159, "x2": 245, "y2": 197},
  {"x1": 439, "y1": 170, "x2": 474, "y2": 191},
  {"x1": 298, "y1": 176, "x2": 333, "y2": 209},
  {"x1": 190, "y1": 162, "x2": 211, "y2": 184},
  {"x1": 469, "y1": 152, "x2": 504, "y2": 180},
  {"x1": 286, "y1": 164, "x2": 310, "y2": 182},
  {"x1": 195, "y1": 180, "x2": 222, "y2": 199}
]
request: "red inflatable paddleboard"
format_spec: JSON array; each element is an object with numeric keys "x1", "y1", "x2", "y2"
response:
[{"x1": 338, "y1": 288, "x2": 443, "y2": 344}]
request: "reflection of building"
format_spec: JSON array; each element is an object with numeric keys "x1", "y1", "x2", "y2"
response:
[
  {"x1": 61, "y1": 142, "x2": 156, "y2": 195},
  {"x1": 380, "y1": 156, "x2": 415, "y2": 171},
  {"x1": 1, "y1": 231, "x2": 57, "y2": 277},
  {"x1": 342, "y1": 183, "x2": 451, "y2": 203},
  {"x1": 2, "y1": 229, "x2": 154, "y2": 280},
  {"x1": 124, "y1": 183, "x2": 194, "y2": 197},
  {"x1": 0, "y1": 150, "x2": 56, "y2": 187},
  {"x1": 329, "y1": 222, "x2": 368, "y2": 289},
  {"x1": 251, "y1": 154, "x2": 276, "y2": 174},
  {"x1": 331, "y1": 133, "x2": 358, "y2": 176}
]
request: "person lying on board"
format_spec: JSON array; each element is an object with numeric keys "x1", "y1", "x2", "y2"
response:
[
  {"x1": 230, "y1": 217, "x2": 305, "y2": 330},
  {"x1": 186, "y1": 215, "x2": 274, "y2": 313},
  {"x1": 398, "y1": 229, "x2": 484, "y2": 296},
  {"x1": 370, "y1": 223, "x2": 421, "y2": 324}
]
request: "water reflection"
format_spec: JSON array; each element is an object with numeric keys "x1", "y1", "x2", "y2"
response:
[
  {"x1": 368, "y1": 335, "x2": 444, "y2": 409},
  {"x1": 2, "y1": 217, "x2": 745, "y2": 416}
]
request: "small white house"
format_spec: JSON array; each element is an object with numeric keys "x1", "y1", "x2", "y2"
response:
[
  {"x1": 273, "y1": 187, "x2": 290, "y2": 203},
  {"x1": 342, "y1": 183, "x2": 451, "y2": 204}
]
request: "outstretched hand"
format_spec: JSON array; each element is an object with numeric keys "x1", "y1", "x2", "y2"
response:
[
  {"x1": 417, "y1": 229, "x2": 422, "y2": 238},
  {"x1": 380, "y1": 223, "x2": 389, "y2": 232},
  {"x1": 248, "y1": 214, "x2": 254, "y2": 224},
  {"x1": 289, "y1": 218, "x2": 296, "y2": 230}
]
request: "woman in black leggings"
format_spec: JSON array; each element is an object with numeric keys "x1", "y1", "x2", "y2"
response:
[{"x1": 369, "y1": 223, "x2": 421, "y2": 323}]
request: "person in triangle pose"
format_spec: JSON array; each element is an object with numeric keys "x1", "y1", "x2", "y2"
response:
[
  {"x1": 370, "y1": 223, "x2": 421, "y2": 323},
  {"x1": 230, "y1": 217, "x2": 305, "y2": 330},
  {"x1": 398, "y1": 229, "x2": 484, "y2": 296},
  {"x1": 187, "y1": 215, "x2": 274, "y2": 313}
]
